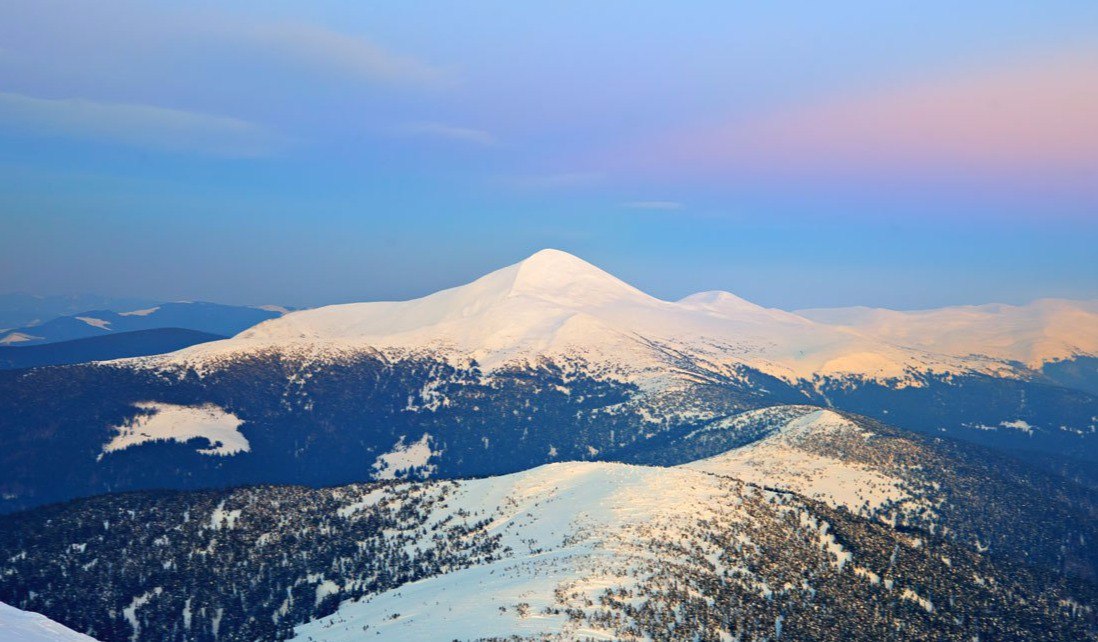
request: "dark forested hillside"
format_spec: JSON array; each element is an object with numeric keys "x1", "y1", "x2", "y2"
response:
[
  {"x1": 0, "y1": 349, "x2": 1095, "y2": 515},
  {"x1": 0, "y1": 328, "x2": 225, "y2": 369}
]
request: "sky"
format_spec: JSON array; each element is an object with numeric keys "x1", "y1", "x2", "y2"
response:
[{"x1": 0, "y1": 1, "x2": 1096, "y2": 311}]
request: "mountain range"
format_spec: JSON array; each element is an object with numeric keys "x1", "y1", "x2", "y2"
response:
[
  {"x1": 1, "y1": 407, "x2": 1093, "y2": 641},
  {"x1": 0, "y1": 301, "x2": 285, "y2": 346},
  {"x1": 0, "y1": 249, "x2": 1096, "y2": 640},
  {"x1": 0, "y1": 293, "x2": 161, "y2": 331},
  {"x1": 0, "y1": 329, "x2": 227, "y2": 370},
  {"x1": 0, "y1": 249, "x2": 1095, "y2": 515}
]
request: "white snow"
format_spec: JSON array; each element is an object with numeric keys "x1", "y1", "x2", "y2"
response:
[
  {"x1": 1000, "y1": 419, "x2": 1034, "y2": 434},
  {"x1": 253, "y1": 304, "x2": 291, "y2": 314},
  {"x1": 371, "y1": 434, "x2": 437, "y2": 480},
  {"x1": 209, "y1": 502, "x2": 242, "y2": 530},
  {"x1": 336, "y1": 489, "x2": 390, "y2": 518},
  {"x1": 123, "y1": 588, "x2": 162, "y2": 642},
  {"x1": 160, "y1": 249, "x2": 1026, "y2": 386},
  {"x1": 102, "y1": 402, "x2": 249, "y2": 457},
  {"x1": 798, "y1": 298, "x2": 1098, "y2": 368},
  {"x1": 0, "y1": 332, "x2": 43, "y2": 345},
  {"x1": 967, "y1": 419, "x2": 1036, "y2": 435},
  {"x1": 900, "y1": 588, "x2": 934, "y2": 613},
  {"x1": 292, "y1": 461, "x2": 794, "y2": 642},
  {"x1": 75, "y1": 316, "x2": 112, "y2": 330},
  {"x1": 686, "y1": 409, "x2": 910, "y2": 514},
  {"x1": 0, "y1": 601, "x2": 97, "y2": 641},
  {"x1": 119, "y1": 307, "x2": 160, "y2": 317}
]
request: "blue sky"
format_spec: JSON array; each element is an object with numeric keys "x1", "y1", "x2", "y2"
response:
[{"x1": 1, "y1": 1, "x2": 1095, "y2": 310}]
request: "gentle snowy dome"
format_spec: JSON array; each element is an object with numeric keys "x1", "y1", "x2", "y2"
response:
[{"x1": 160, "y1": 248, "x2": 1042, "y2": 383}]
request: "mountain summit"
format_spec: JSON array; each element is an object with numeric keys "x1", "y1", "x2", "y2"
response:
[
  {"x1": 2, "y1": 250, "x2": 1095, "y2": 519},
  {"x1": 167, "y1": 249, "x2": 1019, "y2": 383},
  {"x1": 502, "y1": 248, "x2": 653, "y2": 305}
]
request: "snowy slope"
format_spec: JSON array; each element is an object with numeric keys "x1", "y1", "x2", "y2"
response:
[
  {"x1": 287, "y1": 462, "x2": 870, "y2": 641},
  {"x1": 683, "y1": 405, "x2": 1098, "y2": 572},
  {"x1": 4, "y1": 408, "x2": 1095, "y2": 641},
  {"x1": 686, "y1": 409, "x2": 920, "y2": 516},
  {"x1": 0, "y1": 601, "x2": 97, "y2": 641},
  {"x1": 797, "y1": 299, "x2": 1098, "y2": 367},
  {"x1": 160, "y1": 249, "x2": 1021, "y2": 386},
  {"x1": 285, "y1": 436, "x2": 1096, "y2": 641},
  {"x1": 294, "y1": 462, "x2": 744, "y2": 641}
]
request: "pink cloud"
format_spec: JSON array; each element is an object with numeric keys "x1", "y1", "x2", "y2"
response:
[{"x1": 645, "y1": 49, "x2": 1098, "y2": 200}]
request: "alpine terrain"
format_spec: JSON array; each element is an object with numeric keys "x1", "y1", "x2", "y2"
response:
[
  {"x1": 0, "y1": 252, "x2": 1096, "y2": 639},
  {"x1": 1, "y1": 409, "x2": 1095, "y2": 640},
  {"x1": 0, "y1": 250, "x2": 1094, "y2": 514}
]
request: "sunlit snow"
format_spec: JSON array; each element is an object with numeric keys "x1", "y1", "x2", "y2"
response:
[
  {"x1": 102, "y1": 402, "x2": 248, "y2": 457},
  {"x1": 0, "y1": 601, "x2": 97, "y2": 641},
  {"x1": 158, "y1": 249, "x2": 1028, "y2": 387}
]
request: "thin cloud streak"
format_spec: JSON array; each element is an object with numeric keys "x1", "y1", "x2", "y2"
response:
[
  {"x1": 622, "y1": 201, "x2": 684, "y2": 210},
  {"x1": 0, "y1": 1, "x2": 451, "y2": 89},
  {"x1": 501, "y1": 172, "x2": 603, "y2": 190},
  {"x1": 0, "y1": 92, "x2": 281, "y2": 157},
  {"x1": 247, "y1": 23, "x2": 451, "y2": 87},
  {"x1": 398, "y1": 122, "x2": 497, "y2": 145}
]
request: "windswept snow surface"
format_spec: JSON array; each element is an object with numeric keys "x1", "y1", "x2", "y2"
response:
[
  {"x1": 160, "y1": 249, "x2": 1022, "y2": 386},
  {"x1": 797, "y1": 299, "x2": 1098, "y2": 367},
  {"x1": 290, "y1": 406, "x2": 1039, "y2": 641},
  {"x1": 102, "y1": 402, "x2": 248, "y2": 457},
  {"x1": 686, "y1": 409, "x2": 910, "y2": 514},
  {"x1": 292, "y1": 459, "x2": 857, "y2": 642},
  {"x1": 0, "y1": 601, "x2": 97, "y2": 641}
]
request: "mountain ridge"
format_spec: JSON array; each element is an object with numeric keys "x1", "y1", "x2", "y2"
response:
[
  {"x1": 154, "y1": 250, "x2": 1030, "y2": 385},
  {"x1": 0, "y1": 250, "x2": 1094, "y2": 516},
  {"x1": 2, "y1": 422, "x2": 1094, "y2": 641},
  {"x1": 797, "y1": 297, "x2": 1098, "y2": 367}
]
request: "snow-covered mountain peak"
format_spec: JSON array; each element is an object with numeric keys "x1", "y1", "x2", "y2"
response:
[
  {"x1": 678, "y1": 289, "x2": 817, "y2": 327},
  {"x1": 678, "y1": 290, "x2": 761, "y2": 311},
  {"x1": 155, "y1": 250, "x2": 1031, "y2": 384},
  {"x1": 217, "y1": 249, "x2": 659, "y2": 355},
  {"x1": 506, "y1": 248, "x2": 653, "y2": 306}
]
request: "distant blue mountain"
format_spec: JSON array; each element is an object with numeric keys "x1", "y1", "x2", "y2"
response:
[
  {"x1": 0, "y1": 301, "x2": 283, "y2": 346},
  {"x1": 0, "y1": 293, "x2": 160, "y2": 330},
  {"x1": 0, "y1": 328, "x2": 226, "y2": 370}
]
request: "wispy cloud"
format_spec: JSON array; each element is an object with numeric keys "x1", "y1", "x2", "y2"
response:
[
  {"x1": 503, "y1": 172, "x2": 603, "y2": 190},
  {"x1": 0, "y1": 92, "x2": 281, "y2": 157},
  {"x1": 246, "y1": 23, "x2": 451, "y2": 87},
  {"x1": 397, "y1": 122, "x2": 496, "y2": 145},
  {"x1": 0, "y1": 2, "x2": 451, "y2": 89},
  {"x1": 642, "y1": 48, "x2": 1098, "y2": 197},
  {"x1": 622, "y1": 200, "x2": 683, "y2": 210}
]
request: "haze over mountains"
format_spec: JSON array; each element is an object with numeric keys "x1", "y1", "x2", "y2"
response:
[
  {"x1": 0, "y1": 293, "x2": 161, "y2": 330},
  {"x1": 0, "y1": 301, "x2": 284, "y2": 346},
  {"x1": 0, "y1": 301, "x2": 289, "y2": 370}
]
